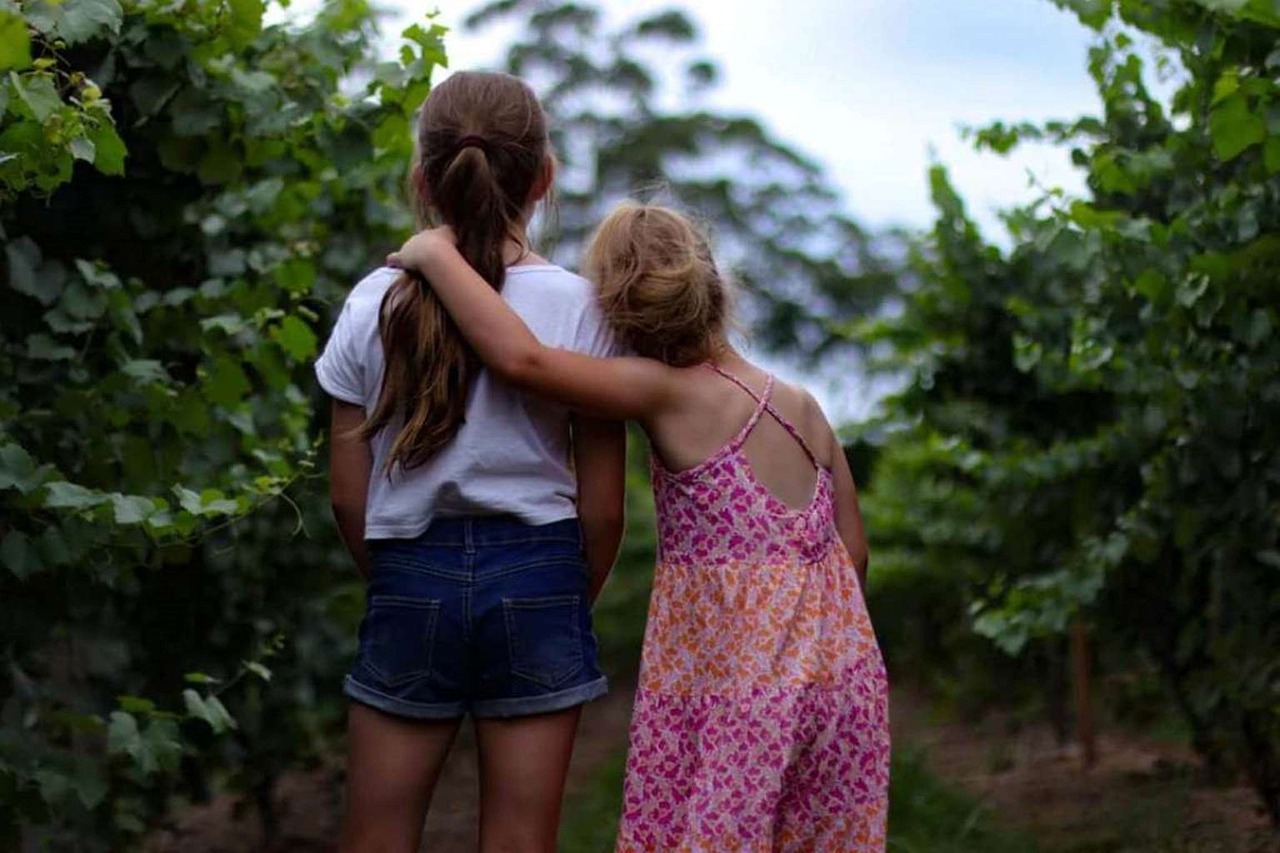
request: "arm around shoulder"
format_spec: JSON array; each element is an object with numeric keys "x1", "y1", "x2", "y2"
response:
[{"x1": 389, "y1": 230, "x2": 680, "y2": 423}]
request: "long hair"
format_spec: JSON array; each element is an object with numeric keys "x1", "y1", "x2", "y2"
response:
[{"x1": 360, "y1": 72, "x2": 550, "y2": 470}]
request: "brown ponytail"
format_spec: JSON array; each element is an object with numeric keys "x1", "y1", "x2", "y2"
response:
[{"x1": 360, "y1": 72, "x2": 550, "y2": 470}]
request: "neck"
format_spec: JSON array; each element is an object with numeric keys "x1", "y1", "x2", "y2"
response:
[
  {"x1": 707, "y1": 341, "x2": 743, "y2": 368},
  {"x1": 502, "y1": 230, "x2": 542, "y2": 266}
]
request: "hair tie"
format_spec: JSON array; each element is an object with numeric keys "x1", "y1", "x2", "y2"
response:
[{"x1": 456, "y1": 134, "x2": 491, "y2": 155}]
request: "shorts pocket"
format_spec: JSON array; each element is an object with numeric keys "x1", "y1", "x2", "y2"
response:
[
  {"x1": 361, "y1": 595, "x2": 441, "y2": 689},
  {"x1": 503, "y1": 595, "x2": 584, "y2": 690}
]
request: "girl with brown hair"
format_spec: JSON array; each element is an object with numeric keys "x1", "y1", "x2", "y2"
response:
[
  {"x1": 316, "y1": 72, "x2": 626, "y2": 852},
  {"x1": 388, "y1": 205, "x2": 891, "y2": 851}
]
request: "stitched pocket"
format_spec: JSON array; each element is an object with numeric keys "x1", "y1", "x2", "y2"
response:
[
  {"x1": 361, "y1": 595, "x2": 441, "y2": 689},
  {"x1": 503, "y1": 595, "x2": 584, "y2": 690}
]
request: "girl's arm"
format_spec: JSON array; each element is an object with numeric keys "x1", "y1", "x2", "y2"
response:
[
  {"x1": 573, "y1": 416, "x2": 627, "y2": 604},
  {"x1": 828, "y1": 426, "x2": 870, "y2": 588},
  {"x1": 329, "y1": 400, "x2": 373, "y2": 579},
  {"x1": 386, "y1": 231, "x2": 678, "y2": 423}
]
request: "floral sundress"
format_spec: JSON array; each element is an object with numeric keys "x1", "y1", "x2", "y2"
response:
[{"x1": 616, "y1": 365, "x2": 890, "y2": 852}]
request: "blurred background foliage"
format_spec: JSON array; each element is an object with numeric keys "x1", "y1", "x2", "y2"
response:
[{"x1": 1, "y1": 0, "x2": 1278, "y2": 848}]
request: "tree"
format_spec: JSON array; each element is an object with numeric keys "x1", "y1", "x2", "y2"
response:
[
  {"x1": 866, "y1": 0, "x2": 1280, "y2": 823},
  {"x1": 463, "y1": 0, "x2": 900, "y2": 360},
  {"x1": 0, "y1": 0, "x2": 443, "y2": 844}
]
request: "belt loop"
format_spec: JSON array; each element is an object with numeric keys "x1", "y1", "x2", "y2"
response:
[{"x1": 463, "y1": 518, "x2": 475, "y2": 555}]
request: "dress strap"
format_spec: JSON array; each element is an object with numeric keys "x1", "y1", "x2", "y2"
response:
[
  {"x1": 705, "y1": 363, "x2": 774, "y2": 450},
  {"x1": 703, "y1": 364, "x2": 820, "y2": 467}
]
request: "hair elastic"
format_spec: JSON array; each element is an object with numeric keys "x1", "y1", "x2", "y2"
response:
[{"x1": 456, "y1": 134, "x2": 491, "y2": 155}]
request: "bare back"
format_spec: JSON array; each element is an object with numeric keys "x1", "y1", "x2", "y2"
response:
[{"x1": 648, "y1": 359, "x2": 834, "y2": 511}]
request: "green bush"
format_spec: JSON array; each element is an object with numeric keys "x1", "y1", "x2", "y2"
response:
[
  {"x1": 0, "y1": 0, "x2": 443, "y2": 844},
  {"x1": 864, "y1": 0, "x2": 1280, "y2": 824}
]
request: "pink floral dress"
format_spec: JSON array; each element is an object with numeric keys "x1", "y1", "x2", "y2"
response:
[{"x1": 616, "y1": 366, "x2": 890, "y2": 852}]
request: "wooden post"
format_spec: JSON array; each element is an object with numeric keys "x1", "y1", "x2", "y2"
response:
[{"x1": 1071, "y1": 619, "x2": 1097, "y2": 769}]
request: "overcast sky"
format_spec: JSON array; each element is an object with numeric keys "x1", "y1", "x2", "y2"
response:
[
  {"x1": 412, "y1": 0, "x2": 1102, "y2": 236},
  {"x1": 411, "y1": 1, "x2": 1105, "y2": 418}
]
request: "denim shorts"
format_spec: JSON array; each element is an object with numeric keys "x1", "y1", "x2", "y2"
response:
[{"x1": 345, "y1": 516, "x2": 608, "y2": 720}]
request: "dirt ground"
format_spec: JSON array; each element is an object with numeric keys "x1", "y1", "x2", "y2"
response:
[
  {"x1": 890, "y1": 690, "x2": 1280, "y2": 853},
  {"x1": 148, "y1": 686, "x2": 1279, "y2": 852},
  {"x1": 144, "y1": 686, "x2": 636, "y2": 853}
]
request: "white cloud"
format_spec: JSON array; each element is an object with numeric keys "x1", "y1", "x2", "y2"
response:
[{"x1": 422, "y1": 0, "x2": 1102, "y2": 237}]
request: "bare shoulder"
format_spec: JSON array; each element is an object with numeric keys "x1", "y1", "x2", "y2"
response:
[{"x1": 770, "y1": 377, "x2": 838, "y2": 468}]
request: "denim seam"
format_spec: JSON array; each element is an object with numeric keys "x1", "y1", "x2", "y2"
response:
[
  {"x1": 481, "y1": 557, "x2": 589, "y2": 583},
  {"x1": 411, "y1": 535, "x2": 580, "y2": 548},
  {"x1": 344, "y1": 676, "x2": 465, "y2": 720},
  {"x1": 370, "y1": 556, "x2": 469, "y2": 579},
  {"x1": 472, "y1": 676, "x2": 607, "y2": 719}
]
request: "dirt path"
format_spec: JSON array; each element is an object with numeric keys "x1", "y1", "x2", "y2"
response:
[
  {"x1": 890, "y1": 689, "x2": 1279, "y2": 852},
  {"x1": 145, "y1": 685, "x2": 635, "y2": 852}
]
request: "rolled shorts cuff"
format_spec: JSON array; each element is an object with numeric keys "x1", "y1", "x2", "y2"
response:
[
  {"x1": 472, "y1": 676, "x2": 609, "y2": 719},
  {"x1": 344, "y1": 675, "x2": 466, "y2": 720}
]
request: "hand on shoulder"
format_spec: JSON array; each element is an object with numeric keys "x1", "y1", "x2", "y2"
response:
[{"x1": 386, "y1": 226, "x2": 458, "y2": 277}]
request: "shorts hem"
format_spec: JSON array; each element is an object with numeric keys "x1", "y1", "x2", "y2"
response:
[
  {"x1": 472, "y1": 676, "x2": 609, "y2": 719},
  {"x1": 344, "y1": 676, "x2": 466, "y2": 720}
]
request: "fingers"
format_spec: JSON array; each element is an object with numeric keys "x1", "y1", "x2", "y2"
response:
[{"x1": 386, "y1": 251, "x2": 404, "y2": 268}]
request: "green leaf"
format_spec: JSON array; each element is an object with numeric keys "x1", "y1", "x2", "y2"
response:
[
  {"x1": 1208, "y1": 92, "x2": 1265, "y2": 161},
  {"x1": 120, "y1": 359, "x2": 170, "y2": 385},
  {"x1": 6, "y1": 236, "x2": 49, "y2": 303},
  {"x1": 35, "y1": 768, "x2": 72, "y2": 806},
  {"x1": 1264, "y1": 136, "x2": 1280, "y2": 174},
  {"x1": 0, "y1": 10, "x2": 32, "y2": 71},
  {"x1": 1050, "y1": 0, "x2": 1112, "y2": 29},
  {"x1": 200, "y1": 314, "x2": 247, "y2": 335},
  {"x1": 0, "y1": 443, "x2": 39, "y2": 493},
  {"x1": 87, "y1": 121, "x2": 126, "y2": 175},
  {"x1": 74, "y1": 258, "x2": 121, "y2": 289},
  {"x1": 226, "y1": 0, "x2": 265, "y2": 46},
  {"x1": 183, "y1": 688, "x2": 236, "y2": 733},
  {"x1": 1, "y1": 530, "x2": 42, "y2": 578},
  {"x1": 116, "y1": 696, "x2": 156, "y2": 715},
  {"x1": 202, "y1": 356, "x2": 250, "y2": 406},
  {"x1": 271, "y1": 315, "x2": 318, "y2": 361},
  {"x1": 1210, "y1": 71, "x2": 1239, "y2": 105},
  {"x1": 59, "y1": 281, "x2": 107, "y2": 319},
  {"x1": 43, "y1": 481, "x2": 108, "y2": 510},
  {"x1": 59, "y1": 0, "x2": 124, "y2": 45},
  {"x1": 275, "y1": 258, "x2": 316, "y2": 294},
  {"x1": 106, "y1": 711, "x2": 141, "y2": 756},
  {"x1": 244, "y1": 661, "x2": 272, "y2": 682},
  {"x1": 372, "y1": 112, "x2": 409, "y2": 150},
  {"x1": 140, "y1": 719, "x2": 183, "y2": 774},
  {"x1": 110, "y1": 493, "x2": 155, "y2": 525},
  {"x1": 26, "y1": 333, "x2": 76, "y2": 360},
  {"x1": 13, "y1": 71, "x2": 62, "y2": 122},
  {"x1": 69, "y1": 135, "x2": 96, "y2": 162}
]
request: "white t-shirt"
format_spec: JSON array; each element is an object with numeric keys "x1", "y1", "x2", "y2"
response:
[{"x1": 315, "y1": 264, "x2": 617, "y2": 539}]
